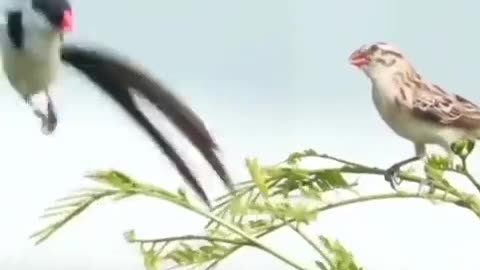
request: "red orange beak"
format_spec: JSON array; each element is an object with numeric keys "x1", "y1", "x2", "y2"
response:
[
  {"x1": 349, "y1": 50, "x2": 369, "y2": 68},
  {"x1": 61, "y1": 10, "x2": 74, "y2": 32}
]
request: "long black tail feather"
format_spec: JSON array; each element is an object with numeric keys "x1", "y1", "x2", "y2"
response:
[{"x1": 61, "y1": 44, "x2": 234, "y2": 206}]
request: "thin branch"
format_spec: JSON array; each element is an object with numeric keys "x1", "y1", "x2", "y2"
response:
[
  {"x1": 31, "y1": 190, "x2": 117, "y2": 245},
  {"x1": 138, "y1": 188, "x2": 310, "y2": 270},
  {"x1": 314, "y1": 192, "x2": 468, "y2": 212},
  {"x1": 282, "y1": 150, "x2": 372, "y2": 169},
  {"x1": 209, "y1": 178, "x2": 282, "y2": 213},
  {"x1": 246, "y1": 158, "x2": 334, "y2": 268},
  {"x1": 305, "y1": 165, "x2": 462, "y2": 197},
  {"x1": 457, "y1": 157, "x2": 480, "y2": 194},
  {"x1": 204, "y1": 156, "x2": 474, "y2": 269},
  {"x1": 291, "y1": 152, "x2": 480, "y2": 201},
  {"x1": 38, "y1": 152, "x2": 480, "y2": 270},
  {"x1": 129, "y1": 234, "x2": 255, "y2": 246},
  {"x1": 205, "y1": 191, "x2": 469, "y2": 269},
  {"x1": 215, "y1": 156, "x2": 444, "y2": 214},
  {"x1": 288, "y1": 224, "x2": 334, "y2": 268},
  {"x1": 463, "y1": 170, "x2": 480, "y2": 193},
  {"x1": 249, "y1": 158, "x2": 336, "y2": 268},
  {"x1": 314, "y1": 153, "x2": 371, "y2": 169}
]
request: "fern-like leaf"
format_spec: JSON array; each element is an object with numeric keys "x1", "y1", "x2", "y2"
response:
[{"x1": 31, "y1": 188, "x2": 119, "y2": 245}]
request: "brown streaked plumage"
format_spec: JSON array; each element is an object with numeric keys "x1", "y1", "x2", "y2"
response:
[
  {"x1": 349, "y1": 41, "x2": 480, "y2": 191},
  {"x1": 390, "y1": 67, "x2": 480, "y2": 130}
]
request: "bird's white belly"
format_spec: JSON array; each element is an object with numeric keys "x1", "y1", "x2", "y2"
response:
[
  {"x1": 371, "y1": 85, "x2": 459, "y2": 146},
  {"x1": 379, "y1": 105, "x2": 434, "y2": 142},
  {"x1": 2, "y1": 49, "x2": 60, "y2": 96}
]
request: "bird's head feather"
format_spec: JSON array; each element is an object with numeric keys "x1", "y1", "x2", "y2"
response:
[
  {"x1": 349, "y1": 42, "x2": 410, "y2": 79},
  {"x1": 6, "y1": 0, "x2": 73, "y2": 34}
]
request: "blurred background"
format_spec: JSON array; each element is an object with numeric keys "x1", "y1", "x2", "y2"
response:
[{"x1": 1, "y1": 0, "x2": 480, "y2": 269}]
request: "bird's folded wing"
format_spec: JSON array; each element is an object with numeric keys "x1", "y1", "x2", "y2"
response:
[
  {"x1": 60, "y1": 44, "x2": 233, "y2": 206},
  {"x1": 411, "y1": 85, "x2": 480, "y2": 129}
]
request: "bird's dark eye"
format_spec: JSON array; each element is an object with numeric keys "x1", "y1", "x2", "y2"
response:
[{"x1": 369, "y1": 44, "x2": 379, "y2": 52}]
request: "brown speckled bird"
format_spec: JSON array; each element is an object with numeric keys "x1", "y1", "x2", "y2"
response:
[{"x1": 349, "y1": 42, "x2": 480, "y2": 190}]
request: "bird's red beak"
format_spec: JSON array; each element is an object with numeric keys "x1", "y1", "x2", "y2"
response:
[
  {"x1": 349, "y1": 49, "x2": 369, "y2": 68},
  {"x1": 61, "y1": 10, "x2": 74, "y2": 32}
]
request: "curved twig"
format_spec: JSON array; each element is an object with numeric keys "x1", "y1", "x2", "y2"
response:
[{"x1": 205, "y1": 191, "x2": 468, "y2": 269}]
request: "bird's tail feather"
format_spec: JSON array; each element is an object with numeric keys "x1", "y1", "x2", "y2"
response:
[{"x1": 60, "y1": 44, "x2": 234, "y2": 206}]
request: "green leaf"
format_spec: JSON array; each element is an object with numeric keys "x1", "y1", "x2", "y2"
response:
[
  {"x1": 31, "y1": 189, "x2": 118, "y2": 245},
  {"x1": 286, "y1": 169, "x2": 311, "y2": 181},
  {"x1": 263, "y1": 166, "x2": 290, "y2": 179},
  {"x1": 286, "y1": 152, "x2": 304, "y2": 164},
  {"x1": 451, "y1": 139, "x2": 475, "y2": 158},
  {"x1": 142, "y1": 248, "x2": 162, "y2": 270},
  {"x1": 315, "y1": 170, "x2": 349, "y2": 190},
  {"x1": 424, "y1": 164, "x2": 444, "y2": 181},
  {"x1": 164, "y1": 242, "x2": 231, "y2": 267},
  {"x1": 271, "y1": 202, "x2": 319, "y2": 224},
  {"x1": 86, "y1": 170, "x2": 139, "y2": 191},
  {"x1": 246, "y1": 159, "x2": 269, "y2": 196},
  {"x1": 319, "y1": 236, "x2": 364, "y2": 270},
  {"x1": 124, "y1": 230, "x2": 136, "y2": 242},
  {"x1": 426, "y1": 155, "x2": 450, "y2": 171},
  {"x1": 229, "y1": 196, "x2": 249, "y2": 216}
]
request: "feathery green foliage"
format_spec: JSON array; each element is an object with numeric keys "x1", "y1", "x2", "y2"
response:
[{"x1": 31, "y1": 142, "x2": 480, "y2": 269}]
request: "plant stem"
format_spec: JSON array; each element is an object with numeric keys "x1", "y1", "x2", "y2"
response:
[
  {"x1": 288, "y1": 224, "x2": 334, "y2": 268},
  {"x1": 295, "y1": 165, "x2": 456, "y2": 195},
  {"x1": 195, "y1": 208, "x2": 309, "y2": 270},
  {"x1": 129, "y1": 234, "x2": 254, "y2": 246},
  {"x1": 206, "y1": 191, "x2": 467, "y2": 269},
  {"x1": 248, "y1": 158, "x2": 334, "y2": 269},
  {"x1": 139, "y1": 189, "x2": 310, "y2": 270},
  {"x1": 261, "y1": 190, "x2": 334, "y2": 266},
  {"x1": 293, "y1": 152, "x2": 479, "y2": 198},
  {"x1": 316, "y1": 153, "x2": 371, "y2": 168},
  {"x1": 463, "y1": 170, "x2": 480, "y2": 193},
  {"x1": 458, "y1": 157, "x2": 480, "y2": 194},
  {"x1": 31, "y1": 190, "x2": 117, "y2": 245},
  {"x1": 314, "y1": 192, "x2": 467, "y2": 211}
]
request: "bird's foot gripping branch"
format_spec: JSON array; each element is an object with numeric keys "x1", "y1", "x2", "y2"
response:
[{"x1": 32, "y1": 145, "x2": 480, "y2": 270}]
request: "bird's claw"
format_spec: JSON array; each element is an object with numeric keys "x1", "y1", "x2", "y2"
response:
[
  {"x1": 417, "y1": 177, "x2": 435, "y2": 196},
  {"x1": 384, "y1": 165, "x2": 403, "y2": 190},
  {"x1": 384, "y1": 156, "x2": 422, "y2": 192},
  {"x1": 34, "y1": 109, "x2": 57, "y2": 135},
  {"x1": 41, "y1": 115, "x2": 57, "y2": 135},
  {"x1": 25, "y1": 91, "x2": 57, "y2": 135}
]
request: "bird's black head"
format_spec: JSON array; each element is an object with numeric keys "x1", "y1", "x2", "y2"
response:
[{"x1": 30, "y1": 0, "x2": 73, "y2": 32}]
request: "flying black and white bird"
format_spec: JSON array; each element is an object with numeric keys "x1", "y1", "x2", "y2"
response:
[{"x1": 1, "y1": 0, "x2": 234, "y2": 206}]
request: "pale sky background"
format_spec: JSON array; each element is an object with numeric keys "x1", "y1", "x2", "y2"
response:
[{"x1": 2, "y1": 0, "x2": 480, "y2": 269}]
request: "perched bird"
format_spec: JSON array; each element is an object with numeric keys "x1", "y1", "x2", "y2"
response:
[
  {"x1": 0, "y1": 0, "x2": 234, "y2": 206},
  {"x1": 348, "y1": 42, "x2": 480, "y2": 189}
]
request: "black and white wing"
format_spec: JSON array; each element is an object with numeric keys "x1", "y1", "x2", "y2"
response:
[{"x1": 60, "y1": 44, "x2": 233, "y2": 206}]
